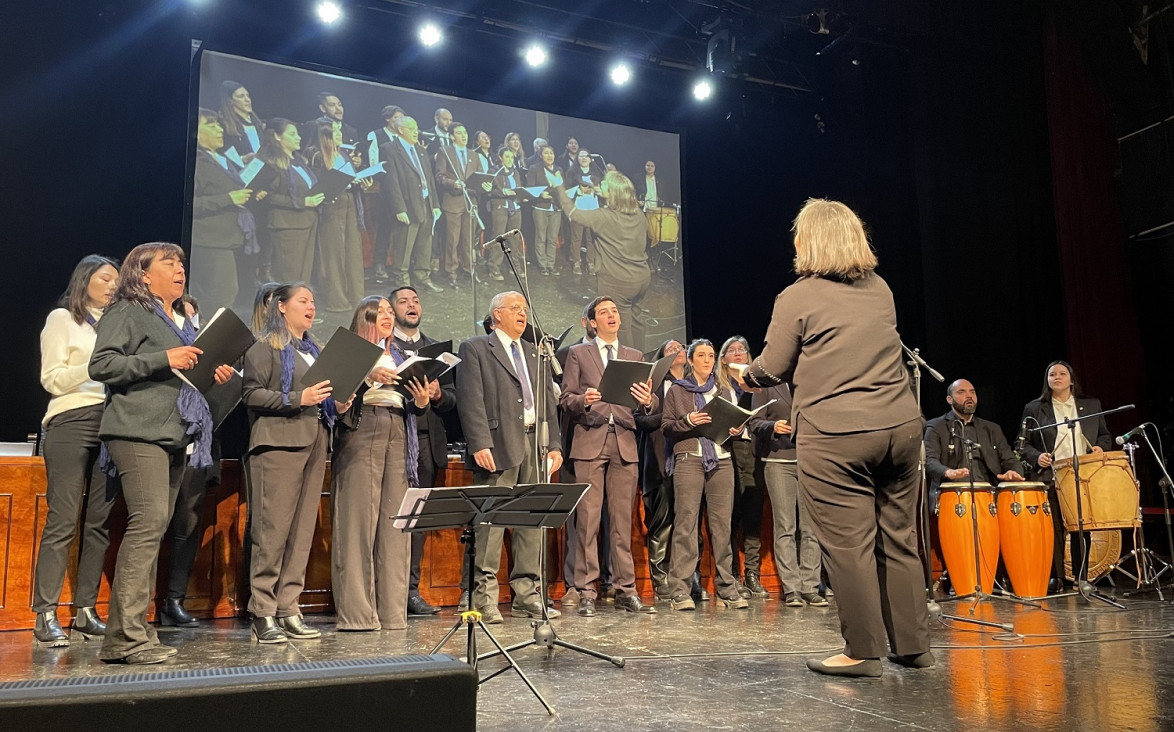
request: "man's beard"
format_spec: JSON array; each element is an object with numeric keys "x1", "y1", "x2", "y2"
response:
[{"x1": 395, "y1": 314, "x2": 419, "y2": 330}]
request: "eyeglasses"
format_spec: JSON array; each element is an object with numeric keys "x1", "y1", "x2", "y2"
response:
[
  {"x1": 496, "y1": 304, "x2": 529, "y2": 315},
  {"x1": 725, "y1": 347, "x2": 748, "y2": 355}
]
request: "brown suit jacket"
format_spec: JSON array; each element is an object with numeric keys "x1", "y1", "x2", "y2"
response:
[
  {"x1": 242, "y1": 340, "x2": 327, "y2": 452},
  {"x1": 434, "y1": 145, "x2": 478, "y2": 214},
  {"x1": 744, "y1": 272, "x2": 920, "y2": 435},
  {"x1": 258, "y1": 162, "x2": 318, "y2": 231},
  {"x1": 660, "y1": 380, "x2": 724, "y2": 457},
  {"x1": 559, "y1": 339, "x2": 657, "y2": 462}
]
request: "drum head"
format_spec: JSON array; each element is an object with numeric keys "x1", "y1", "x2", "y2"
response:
[
  {"x1": 1064, "y1": 530, "x2": 1122, "y2": 582},
  {"x1": 940, "y1": 482, "x2": 994, "y2": 491}
]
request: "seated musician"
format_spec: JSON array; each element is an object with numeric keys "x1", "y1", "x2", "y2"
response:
[{"x1": 925, "y1": 379, "x2": 1025, "y2": 506}]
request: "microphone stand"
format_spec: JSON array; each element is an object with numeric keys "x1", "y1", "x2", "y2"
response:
[
  {"x1": 437, "y1": 144, "x2": 488, "y2": 338},
  {"x1": 481, "y1": 234, "x2": 623, "y2": 667},
  {"x1": 1124, "y1": 425, "x2": 1174, "y2": 602},
  {"x1": 901, "y1": 344, "x2": 1011, "y2": 631},
  {"x1": 1031, "y1": 404, "x2": 1134, "y2": 608},
  {"x1": 1115, "y1": 436, "x2": 1171, "y2": 598}
]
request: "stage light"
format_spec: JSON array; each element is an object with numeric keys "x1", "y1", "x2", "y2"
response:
[
  {"x1": 316, "y1": 1, "x2": 342, "y2": 25},
  {"x1": 419, "y1": 23, "x2": 443, "y2": 47},
  {"x1": 524, "y1": 44, "x2": 548, "y2": 68},
  {"x1": 609, "y1": 62, "x2": 632, "y2": 86},
  {"x1": 692, "y1": 79, "x2": 713, "y2": 101}
]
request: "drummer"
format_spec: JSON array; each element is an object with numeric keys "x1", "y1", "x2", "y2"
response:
[
  {"x1": 1019, "y1": 360, "x2": 1114, "y2": 589},
  {"x1": 925, "y1": 379, "x2": 1026, "y2": 505}
]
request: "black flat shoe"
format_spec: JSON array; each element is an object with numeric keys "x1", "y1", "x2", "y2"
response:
[
  {"x1": 806, "y1": 657, "x2": 883, "y2": 678},
  {"x1": 276, "y1": 614, "x2": 321, "y2": 639},
  {"x1": 121, "y1": 647, "x2": 176, "y2": 665},
  {"x1": 887, "y1": 651, "x2": 936, "y2": 668},
  {"x1": 33, "y1": 611, "x2": 69, "y2": 647},
  {"x1": 160, "y1": 598, "x2": 199, "y2": 628},
  {"x1": 72, "y1": 606, "x2": 106, "y2": 638},
  {"x1": 250, "y1": 616, "x2": 288, "y2": 644}
]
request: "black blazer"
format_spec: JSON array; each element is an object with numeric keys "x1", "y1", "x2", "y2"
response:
[
  {"x1": 1020, "y1": 396, "x2": 1113, "y2": 480},
  {"x1": 748, "y1": 383, "x2": 796, "y2": 460},
  {"x1": 380, "y1": 139, "x2": 438, "y2": 223},
  {"x1": 393, "y1": 333, "x2": 458, "y2": 470},
  {"x1": 192, "y1": 150, "x2": 247, "y2": 250},
  {"x1": 924, "y1": 411, "x2": 1021, "y2": 496}
]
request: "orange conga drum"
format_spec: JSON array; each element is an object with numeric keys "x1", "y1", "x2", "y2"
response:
[
  {"x1": 937, "y1": 482, "x2": 1000, "y2": 594},
  {"x1": 995, "y1": 482, "x2": 1053, "y2": 598}
]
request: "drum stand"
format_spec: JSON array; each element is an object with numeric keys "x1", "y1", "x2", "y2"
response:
[
  {"x1": 1031, "y1": 405, "x2": 1133, "y2": 609},
  {"x1": 902, "y1": 344, "x2": 1013, "y2": 631},
  {"x1": 939, "y1": 432, "x2": 1040, "y2": 616},
  {"x1": 1119, "y1": 429, "x2": 1174, "y2": 599}
]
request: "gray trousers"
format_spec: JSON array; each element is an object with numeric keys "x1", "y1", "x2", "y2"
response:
[
  {"x1": 572, "y1": 432, "x2": 638, "y2": 600},
  {"x1": 729, "y1": 439, "x2": 763, "y2": 575},
  {"x1": 763, "y1": 461, "x2": 821, "y2": 595},
  {"x1": 798, "y1": 416, "x2": 929, "y2": 659},
  {"x1": 271, "y1": 225, "x2": 317, "y2": 284},
  {"x1": 391, "y1": 219, "x2": 434, "y2": 287},
  {"x1": 471, "y1": 435, "x2": 542, "y2": 610},
  {"x1": 33, "y1": 404, "x2": 115, "y2": 612},
  {"x1": 99, "y1": 440, "x2": 185, "y2": 660},
  {"x1": 667, "y1": 456, "x2": 736, "y2": 600},
  {"x1": 532, "y1": 208, "x2": 560, "y2": 270},
  {"x1": 247, "y1": 426, "x2": 328, "y2": 618},
  {"x1": 597, "y1": 269, "x2": 650, "y2": 349},
  {"x1": 331, "y1": 406, "x2": 411, "y2": 630}
]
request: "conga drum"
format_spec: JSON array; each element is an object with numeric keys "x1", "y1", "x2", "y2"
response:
[
  {"x1": 937, "y1": 482, "x2": 1000, "y2": 594},
  {"x1": 646, "y1": 206, "x2": 679, "y2": 244},
  {"x1": 995, "y1": 482, "x2": 1053, "y2": 597},
  {"x1": 1053, "y1": 451, "x2": 1140, "y2": 531}
]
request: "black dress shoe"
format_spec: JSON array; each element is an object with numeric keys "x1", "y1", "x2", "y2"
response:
[
  {"x1": 455, "y1": 590, "x2": 470, "y2": 614},
  {"x1": 744, "y1": 571, "x2": 768, "y2": 598},
  {"x1": 72, "y1": 606, "x2": 106, "y2": 638},
  {"x1": 160, "y1": 598, "x2": 199, "y2": 628},
  {"x1": 407, "y1": 595, "x2": 440, "y2": 615},
  {"x1": 120, "y1": 647, "x2": 176, "y2": 665},
  {"x1": 250, "y1": 616, "x2": 288, "y2": 644},
  {"x1": 578, "y1": 597, "x2": 597, "y2": 617},
  {"x1": 277, "y1": 614, "x2": 322, "y2": 639},
  {"x1": 33, "y1": 611, "x2": 69, "y2": 647},
  {"x1": 887, "y1": 651, "x2": 936, "y2": 668},
  {"x1": 616, "y1": 594, "x2": 657, "y2": 614},
  {"x1": 806, "y1": 657, "x2": 883, "y2": 678}
]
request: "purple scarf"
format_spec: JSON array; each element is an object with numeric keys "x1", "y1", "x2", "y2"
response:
[
  {"x1": 281, "y1": 334, "x2": 337, "y2": 430},
  {"x1": 209, "y1": 151, "x2": 260, "y2": 255},
  {"x1": 388, "y1": 345, "x2": 421, "y2": 488},
  {"x1": 664, "y1": 373, "x2": 719, "y2": 477},
  {"x1": 152, "y1": 302, "x2": 215, "y2": 469}
]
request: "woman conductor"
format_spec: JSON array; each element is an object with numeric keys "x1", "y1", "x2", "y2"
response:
[{"x1": 738, "y1": 198, "x2": 931, "y2": 678}]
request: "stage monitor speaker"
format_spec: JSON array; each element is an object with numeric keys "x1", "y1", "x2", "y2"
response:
[{"x1": 0, "y1": 654, "x2": 477, "y2": 730}]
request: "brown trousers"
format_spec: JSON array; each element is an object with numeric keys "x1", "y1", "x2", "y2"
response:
[
  {"x1": 572, "y1": 431, "x2": 638, "y2": 600},
  {"x1": 247, "y1": 426, "x2": 329, "y2": 618},
  {"x1": 331, "y1": 405, "x2": 411, "y2": 630},
  {"x1": 797, "y1": 415, "x2": 929, "y2": 659},
  {"x1": 668, "y1": 455, "x2": 736, "y2": 600}
]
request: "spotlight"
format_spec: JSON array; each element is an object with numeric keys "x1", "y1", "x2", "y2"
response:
[
  {"x1": 316, "y1": 1, "x2": 342, "y2": 25},
  {"x1": 609, "y1": 62, "x2": 632, "y2": 86},
  {"x1": 418, "y1": 22, "x2": 442, "y2": 47},
  {"x1": 524, "y1": 44, "x2": 548, "y2": 68},
  {"x1": 692, "y1": 78, "x2": 713, "y2": 101}
]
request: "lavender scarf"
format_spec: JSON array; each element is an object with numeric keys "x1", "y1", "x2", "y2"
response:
[
  {"x1": 153, "y1": 302, "x2": 214, "y2": 469},
  {"x1": 388, "y1": 345, "x2": 421, "y2": 488},
  {"x1": 281, "y1": 334, "x2": 337, "y2": 430},
  {"x1": 664, "y1": 373, "x2": 719, "y2": 477}
]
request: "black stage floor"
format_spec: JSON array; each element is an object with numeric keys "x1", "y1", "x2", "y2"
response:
[{"x1": 3, "y1": 590, "x2": 1174, "y2": 731}]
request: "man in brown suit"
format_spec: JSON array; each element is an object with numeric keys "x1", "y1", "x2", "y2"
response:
[
  {"x1": 433, "y1": 122, "x2": 479, "y2": 290},
  {"x1": 559, "y1": 297, "x2": 658, "y2": 616},
  {"x1": 380, "y1": 116, "x2": 443, "y2": 292}
]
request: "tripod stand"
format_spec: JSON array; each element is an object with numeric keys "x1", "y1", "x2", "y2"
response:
[
  {"x1": 1032, "y1": 404, "x2": 1134, "y2": 608},
  {"x1": 1113, "y1": 440, "x2": 1171, "y2": 597},
  {"x1": 479, "y1": 233, "x2": 626, "y2": 670}
]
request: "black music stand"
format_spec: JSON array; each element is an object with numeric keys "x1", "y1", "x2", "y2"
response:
[
  {"x1": 394, "y1": 481, "x2": 590, "y2": 715},
  {"x1": 1032, "y1": 403, "x2": 1134, "y2": 609}
]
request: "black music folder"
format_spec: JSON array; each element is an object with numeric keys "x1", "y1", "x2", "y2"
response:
[
  {"x1": 392, "y1": 353, "x2": 462, "y2": 399},
  {"x1": 205, "y1": 371, "x2": 243, "y2": 428},
  {"x1": 174, "y1": 308, "x2": 254, "y2": 393},
  {"x1": 308, "y1": 168, "x2": 356, "y2": 203},
  {"x1": 301, "y1": 326, "x2": 384, "y2": 401},
  {"x1": 695, "y1": 396, "x2": 777, "y2": 445},
  {"x1": 597, "y1": 352, "x2": 679, "y2": 409}
]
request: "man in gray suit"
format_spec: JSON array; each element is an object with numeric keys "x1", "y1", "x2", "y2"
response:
[
  {"x1": 456, "y1": 291, "x2": 564, "y2": 623},
  {"x1": 559, "y1": 296, "x2": 657, "y2": 616}
]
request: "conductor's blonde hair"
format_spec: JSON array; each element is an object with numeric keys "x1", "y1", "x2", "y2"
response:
[{"x1": 792, "y1": 198, "x2": 877, "y2": 281}]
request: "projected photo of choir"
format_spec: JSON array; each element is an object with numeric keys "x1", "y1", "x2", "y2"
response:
[{"x1": 191, "y1": 50, "x2": 685, "y2": 351}]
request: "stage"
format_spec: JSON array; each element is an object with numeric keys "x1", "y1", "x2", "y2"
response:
[{"x1": 3, "y1": 590, "x2": 1173, "y2": 730}]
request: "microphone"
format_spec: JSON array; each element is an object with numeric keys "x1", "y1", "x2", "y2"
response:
[
  {"x1": 482, "y1": 229, "x2": 520, "y2": 254},
  {"x1": 1116, "y1": 423, "x2": 1147, "y2": 445},
  {"x1": 1016, "y1": 418, "x2": 1028, "y2": 453}
]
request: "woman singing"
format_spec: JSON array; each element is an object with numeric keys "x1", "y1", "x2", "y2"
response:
[
  {"x1": 526, "y1": 145, "x2": 562, "y2": 276},
  {"x1": 738, "y1": 198, "x2": 929, "y2": 678},
  {"x1": 219, "y1": 81, "x2": 264, "y2": 157},
  {"x1": 256, "y1": 118, "x2": 325, "y2": 283},
  {"x1": 33, "y1": 255, "x2": 120, "y2": 647},
  {"x1": 719, "y1": 336, "x2": 767, "y2": 599},
  {"x1": 89, "y1": 243, "x2": 233, "y2": 664},
  {"x1": 307, "y1": 120, "x2": 366, "y2": 315},
  {"x1": 484, "y1": 147, "x2": 522, "y2": 282},
  {"x1": 661, "y1": 339, "x2": 746, "y2": 611},
  {"x1": 1020, "y1": 360, "x2": 1113, "y2": 589},
  {"x1": 242, "y1": 284, "x2": 351, "y2": 643},
  {"x1": 332, "y1": 296, "x2": 431, "y2": 631}
]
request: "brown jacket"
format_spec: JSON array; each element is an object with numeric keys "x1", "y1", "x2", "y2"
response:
[
  {"x1": 744, "y1": 272, "x2": 920, "y2": 434},
  {"x1": 660, "y1": 380, "x2": 728, "y2": 458},
  {"x1": 559, "y1": 339, "x2": 657, "y2": 462}
]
